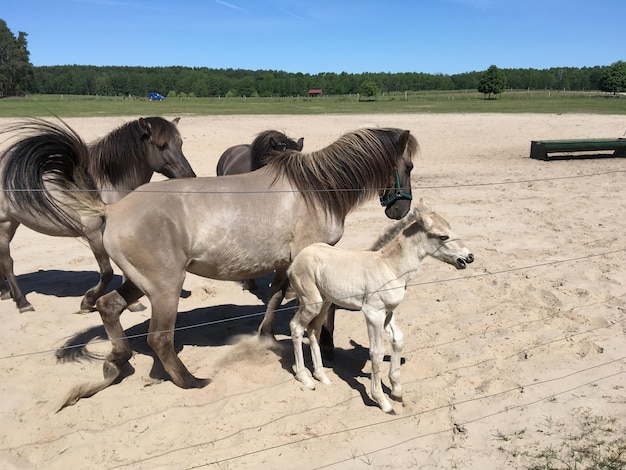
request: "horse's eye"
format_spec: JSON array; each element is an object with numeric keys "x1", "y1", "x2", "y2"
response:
[
  {"x1": 405, "y1": 162, "x2": 414, "y2": 174},
  {"x1": 439, "y1": 235, "x2": 449, "y2": 241},
  {"x1": 159, "y1": 143, "x2": 169, "y2": 150}
]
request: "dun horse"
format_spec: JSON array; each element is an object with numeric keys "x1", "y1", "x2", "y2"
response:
[
  {"x1": 288, "y1": 200, "x2": 474, "y2": 413},
  {"x1": 48, "y1": 127, "x2": 417, "y2": 409},
  {"x1": 0, "y1": 117, "x2": 196, "y2": 312},
  {"x1": 216, "y1": 129, "x2": 304, "y2": 176}
]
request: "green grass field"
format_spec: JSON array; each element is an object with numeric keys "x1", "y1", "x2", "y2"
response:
[{"x1": 0, "y1": 90, "x2": 624, "y2": 117}]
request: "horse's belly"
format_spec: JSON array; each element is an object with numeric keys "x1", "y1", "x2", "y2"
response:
[{"x1": 186, "y1": 250, "x2": 289, "y2": 281}]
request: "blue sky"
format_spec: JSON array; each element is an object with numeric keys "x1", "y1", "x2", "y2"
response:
[{"x1": 3, "y1": 0, "x2": 624, "y2": 75}]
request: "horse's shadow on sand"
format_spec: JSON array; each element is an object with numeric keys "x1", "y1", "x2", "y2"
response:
[
  {"x1": 52, "y1": 272, "x2": 399, "y2": 410},
  {"x1": 16, "y1": 269, "x2": 120, "y2": 298}
]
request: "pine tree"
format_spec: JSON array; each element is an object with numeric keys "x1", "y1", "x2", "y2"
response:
[{"x1": 0, "y1": 19, "x2": 33, "y2": 97}]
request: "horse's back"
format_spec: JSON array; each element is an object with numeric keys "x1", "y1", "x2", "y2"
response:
[
  {"x1": 102, "y1": 173, "x2": 328, "y2": 281},
  {"x1": 216, "y1": 144, "x2": 252, "y2": 176}
]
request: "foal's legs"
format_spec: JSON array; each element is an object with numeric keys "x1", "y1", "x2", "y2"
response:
[
  {"x1": 289, "y1": 297, "x2": 333, "y2": 389},
  {"x1": 364, "y1": 306, "x2": 394, "y2": 413},
  {"x1": 308, "y1": 305, "x2": 332, "y2": 385},
  {"x1": 385, "y1": 312, "x2": 404, "y2": 403},
  {"x1": 0, "y1": 219, "x2": 33, "y2": 312}
]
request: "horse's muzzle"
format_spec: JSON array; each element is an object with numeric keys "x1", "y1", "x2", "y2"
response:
[{"x1": 455, "y1": 253, "x2": 474, "y2": 269}]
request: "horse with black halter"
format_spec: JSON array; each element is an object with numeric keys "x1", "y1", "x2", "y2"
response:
[{"x1": 47, "y1": 127, "x2": 417, "y2": 409}]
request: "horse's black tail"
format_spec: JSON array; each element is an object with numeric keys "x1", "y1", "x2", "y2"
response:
[{"x1": 0, "y1": 118, "x2": 103, "y2": 235}]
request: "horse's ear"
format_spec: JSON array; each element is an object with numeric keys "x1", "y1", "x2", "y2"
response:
[
  {"x1": 397, "y1": 130, "x2": 411, "y2": 153},
  {"x1": 297, "y1": 137, "x2": 304, "y2": 151},
  {"x1": 172, "y1": 117, "x2": 181, "y2": 125},
  {"x1": 138, "y1": 118, "x2": 152, "y2": 137}
]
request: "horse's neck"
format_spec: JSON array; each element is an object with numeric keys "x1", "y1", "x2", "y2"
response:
[
  {"x1": 89, "y1": 140, "x2": 155, "y2": 203},
  {"x1": 379, "y1": 233, "x2": 427, "y2": 282}
]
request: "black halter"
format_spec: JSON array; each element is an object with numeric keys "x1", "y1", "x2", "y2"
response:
[{"x1": 380, "y1": 170, "x2": 413, "y2": 207}]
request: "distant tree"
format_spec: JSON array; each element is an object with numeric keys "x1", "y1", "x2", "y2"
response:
[
  {"x1": 0, "y1": 19, "x2": 33, "y2": 96},
  {"x1": 477, "y1": 65, "x2": 507, "y2": 99},
  {"x1": 599, "y1": 61, "x2": 626, "y2": 95},
  {"x1": 359, "y1": 80, "x2": 377, "y2": 99}
]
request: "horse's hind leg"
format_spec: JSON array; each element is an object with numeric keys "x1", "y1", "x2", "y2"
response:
[
  {"x1": 320, "y1": 304, "x2": 336, "y2": 361},
  {"x1": 385, "y1": 312, "x2": 404, "y2": 403},
  {"x1": 59, "y1": 281, "x2": 144, "y2": 410},
  {"x1": 0, "y1": 219, "x2": 34, "y2": 312},
  {"x1": 146, "y1": 291, "x2": 210, "y2": 389},
  {"x1": 258, "y1": 269, "x2": 289, "y2": 338},
  {"x1": 79, "y1": 231, "x2": 114, "y2": 312}
]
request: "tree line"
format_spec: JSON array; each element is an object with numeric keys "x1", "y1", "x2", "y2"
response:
[
  {"x1": 25, "y1": 64, "x2": 613, "y2": 98},
  {"x1": 1, "y1": 19, "x2": 624, "y2": 99}
]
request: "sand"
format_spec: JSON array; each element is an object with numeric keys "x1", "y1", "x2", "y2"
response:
[{"x1": 0, "y1": 113, "x2": 625, "y2": 469}]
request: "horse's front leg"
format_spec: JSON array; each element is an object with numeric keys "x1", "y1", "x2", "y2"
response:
[
  {"x1": 364, "y1": 307, "x2": 394, "y2": 413},
  {"x1": 79, "y1": 230, "x2": 114, "y2": 312},
  {"x1": 258, "y1": 269, "x2": 289, "y2": 339},
  {"x1": 146, "y1": 291, "x2": 210, "y2": 389},
  {"x1": 0, "y1": 219, "x2": 33, "y2": 312},
  {"x1": 385, "y1": 312, "x2": 404, "y2": 403}
]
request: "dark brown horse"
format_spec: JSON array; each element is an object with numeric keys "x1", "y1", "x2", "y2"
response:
[
  {"x1": 47, "y1": 127, "x2": 417, "y2": 409},
  {"x1": 216, "y1": 130, "x2": 304, "y2": 176},
  {"x1": 0, "y1": 117, "x2": 196, "y2": 312}
]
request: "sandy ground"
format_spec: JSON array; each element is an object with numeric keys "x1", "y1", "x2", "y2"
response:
[{"x1": 0, "y1": 113, "x2": 625, "y2": 469}]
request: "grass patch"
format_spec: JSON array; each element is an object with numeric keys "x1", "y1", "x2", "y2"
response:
[
  {"x1": 0, "y1": 90, "x2": 624, "y2": 118},
  {"x1": 498, "y1": 409, "x2": 626, "y2": 469}
]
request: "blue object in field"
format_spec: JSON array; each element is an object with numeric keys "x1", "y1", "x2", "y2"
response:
[{"x1": 148, "y1": 92, "x2": 165, "y2": 101}]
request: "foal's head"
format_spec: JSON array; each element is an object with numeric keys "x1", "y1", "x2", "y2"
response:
[{"x1": 411, "y1": 199, "x2": 474, "y2": 269}]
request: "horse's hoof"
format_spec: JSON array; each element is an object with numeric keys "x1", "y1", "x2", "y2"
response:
[
  {"x1": 127, "y1": 302, "x2": 146, "y2": 312},
  {"x1": 19, "y1": 304, "x2": 36, "y2": 313},
  {"x1": 74, "y1": 308, "x2": 92, "y2": 315},
  {"x1": 391, "y1": 395, "x2": 404, "y2": 403},
  {"x1": 189, "y1": 377, "x2": 211, "y2": 389}
]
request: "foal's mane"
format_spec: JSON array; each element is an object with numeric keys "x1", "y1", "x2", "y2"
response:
[
  {"x1": 88, "y1": 116, "x2": 178, "y2": 187},
  {"x1": 370, "y1": 211, "x2": 417, "y2": 251},
  {"x1": 265, "y1": 128, "x2": 418, "y2": 219}
]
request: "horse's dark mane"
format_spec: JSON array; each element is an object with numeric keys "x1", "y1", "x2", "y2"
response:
[
  {"x1": 88, "y1": 117, "x2": 178, "y2": 187},
  {"x1": 250, "y1": 130, "x2": 299, "y2": 170},
  {"x1": 265, "y1": 127, "x2": 418, "y2": 219}
]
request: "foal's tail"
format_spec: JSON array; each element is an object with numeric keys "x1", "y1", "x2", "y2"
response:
[{"x1": 0, "y1": 118, "x2": 105, "y2": 235}]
